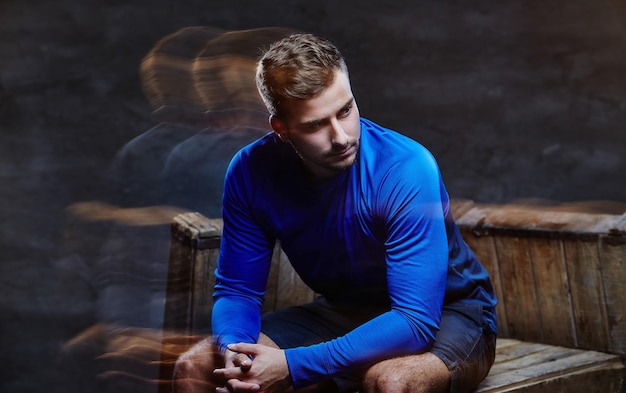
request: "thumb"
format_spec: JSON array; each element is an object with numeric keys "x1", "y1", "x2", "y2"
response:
[{"x1": 227, "y1": 342, "x2": 258, "y2": 356}]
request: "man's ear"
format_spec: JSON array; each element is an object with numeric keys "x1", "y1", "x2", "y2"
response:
[{"x1": 270, "y1": 115, "x2": 289, "y2": 142}]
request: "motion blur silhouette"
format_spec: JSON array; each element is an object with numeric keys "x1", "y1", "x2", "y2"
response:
[{"x1": 58, "y1": 26, "x2": 297, "y2": 393}]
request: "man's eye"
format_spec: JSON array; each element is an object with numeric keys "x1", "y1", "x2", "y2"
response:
[
  {"x1": 339, "y1": 104, "x2": 352, "y2": 117},
  {"x1": 307, "y1": 122, "x2": 322, "y2": 130}
]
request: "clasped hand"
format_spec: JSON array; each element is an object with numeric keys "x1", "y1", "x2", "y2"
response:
[{"x1": 214, "y1": 343, "x2": 291, "y2": 393}]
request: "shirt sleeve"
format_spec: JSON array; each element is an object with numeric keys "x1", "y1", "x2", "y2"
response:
[
  {"x1": 285, "y1": 151, "x2": 449, "y2": 389},
  {"x1": 211, "y1": 151, "x2": 275, "y2": 353}
]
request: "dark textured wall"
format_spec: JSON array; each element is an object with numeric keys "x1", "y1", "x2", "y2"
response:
[{"x1": 1, "y1": 1, "x2": 625, "y2": 392}]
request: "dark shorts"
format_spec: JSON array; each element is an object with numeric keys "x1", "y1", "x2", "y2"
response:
[{"x1": 261, "y1": 297, "x2": 496, "y2": 393}]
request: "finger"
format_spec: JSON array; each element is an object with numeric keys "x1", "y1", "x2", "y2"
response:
[
  {"x1": 224, "y1": 349, "x2": 241, "y2": 369},
  {"x1": 227, "y1": 378, "x2": 260, "y2": 392},
  {"x1": 213, "y1": 366, "x2": 232, "y2": 379},
  {"x1": 232, "y1": 353, "x2": 252, "y2": 370},
  {"x1": 213, "y1": 366, "x2": 242, "y2": 381},
  {"x1": 227, "y1": 342, "x2": 258, "y2": 356}
]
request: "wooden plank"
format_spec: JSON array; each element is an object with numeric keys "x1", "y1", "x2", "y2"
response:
[
  {"x1": 274, "y1": 247, "x2": 316, "y2": 311},
  {"x1": 456, "y1": 204, "x2": 509, "y2": 338},
  {"x1": 461, "y1": 230, "x2": 509, "y2": 337},
  {"x1": 460, "y1": 203, "x2": 615, "y2": 236},
  {"x1": 478, "y1": 342, "x2": 624, "y2": 392},
  {"x1": 494, "y1": 236, "x2": 542, "y2": 342},
  {"x1": 172, "y1": 212, "x2": 222, "y2": 246},
  {"x1": 263, "y1": 241, "x2": 316, "y2": 312},
  {"x1": 508, "y1": 363, "x2": 625, "y2": 393},
  {"x1": 488, "y1": 344, "x2": 580, "y2": 376},
  {"x1": 263, "y1": 241, "x2": 283, "y2": 313},
  {"x1": 528, "y1": 237, "x2": 576, "y2": 347},
  {"x1": 489, "y1": 343, "x2": 551, "y2": 374},
  {"x1": 162, "y1": 222, "x2": 197, "y2": 334},
  {"x1": 190, "y1": 247, "x2": 218, "y2": 334},
  {"x1": 450, "y1": 198, "x2": 475, "y2": 219},
  {"x1": 564, "y1": 238, "x2": 611, "y2": 352},
  {"x1": 599, "y1": 234, "x2": 626, "y2": 356},
  {"x1": 493, "y1": 338, "x2": 522, "y2": 350},
  {"x1": 163, "y1": 213, "x2": 222, "y2": 334},
  {"x1": 480, "y1": 339, "x2": 625, "y2": 392}
]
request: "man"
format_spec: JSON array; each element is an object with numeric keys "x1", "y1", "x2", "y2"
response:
[{"x1": 173, "y1": 33, "x2": 497, "y2": 393}]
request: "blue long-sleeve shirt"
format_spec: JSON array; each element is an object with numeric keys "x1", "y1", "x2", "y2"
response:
[{"x1": 212, "y1": 118, "x2": 497, "y2": 389}]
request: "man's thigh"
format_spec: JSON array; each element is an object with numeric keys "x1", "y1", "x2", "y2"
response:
[
  {"x1": 260, "y1": 299, "x2": 495, "y2": 393},
  {"x1": 261, "y1": 296, "x2": 385, "y2": 348},
  {"x1": 430, "y1": 303, "x2": 496, "y2": 393},
  {"x1": 260, "y1": 296, "x2": 387, "y2": 391}
]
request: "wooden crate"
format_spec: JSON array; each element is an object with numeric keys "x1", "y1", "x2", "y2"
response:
[
  {"x1": 455, "y1": 202, "x2": 626, "y2": 356},
  {"x1": 161, "y1": 201, "x2": 626, "y2": 392}
]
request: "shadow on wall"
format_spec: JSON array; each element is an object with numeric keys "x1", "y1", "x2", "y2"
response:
[{"x1": 55, "y1": 26, "x2": 297, "y2": 393}]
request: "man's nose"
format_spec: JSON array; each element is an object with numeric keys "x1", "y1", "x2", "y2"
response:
[{"x1": 330, "y1": 118, "x2": 348, "y2": 146}]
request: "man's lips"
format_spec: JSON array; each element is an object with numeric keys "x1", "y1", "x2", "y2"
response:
[{"x1": 327, "y1": 144, "x2": 356, "y2": 159}]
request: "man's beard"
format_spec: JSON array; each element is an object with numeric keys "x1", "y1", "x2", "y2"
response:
[
  {"x1": 320, "y1": 139, "x2": 359, "y2": 171},
  {"x1": 293, "y1": 139, "x2": 359, "y2": 179}
]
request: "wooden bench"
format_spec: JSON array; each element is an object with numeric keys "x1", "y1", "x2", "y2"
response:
[{"x1": 161, "y1": 199, "x2": 626, "y2": 392}]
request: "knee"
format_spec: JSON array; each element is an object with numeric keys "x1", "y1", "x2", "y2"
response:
[
  {"x1": 172, "y1": 352, "x2": 199, "y2": 380},
  {"x1": 361, "y1": 355, "x2": 450, "y2": 393},
  {"x1": 362, "y1": 364, "x2": 407, "y2": 393},
  {"x1": 172, "y1": 339, "x2": 219, "y2": 381}
]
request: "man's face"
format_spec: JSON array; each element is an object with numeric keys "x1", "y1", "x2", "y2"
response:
[{"x1": 271, "y1": 69, "x2": 361, "y2": 181}]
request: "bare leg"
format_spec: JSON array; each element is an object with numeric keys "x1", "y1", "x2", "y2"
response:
[
  {"x1": 362, "y1": 352, "x2": 450, "y2": 393},
  {"x1": 172, "y1": 338, "x2": 223, "y2": 393}
]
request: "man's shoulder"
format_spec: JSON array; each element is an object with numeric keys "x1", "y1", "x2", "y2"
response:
[
  {"x1": 228, "y1": 132, "x2": 297, "y2": 186},
  {"x1": 234, "y1": 132, "x2": 289, "y2": 164},
  {"x1": 238, "y1": 131, "x2": 278, "y2": 152},
  {"x1": 359, "y1": 118, "x2": 434, "y2": 165}
]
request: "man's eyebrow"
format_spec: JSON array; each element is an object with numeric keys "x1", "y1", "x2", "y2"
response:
[
  {"x1": 339, "y1": 97, "x2": 354, "y2": 111},
  {"x1": 299, "y1": 118, "x2": 323, "y2": 128},
  {"x1": 298, "y1": 97, "x2": 355, "y2": 128}
]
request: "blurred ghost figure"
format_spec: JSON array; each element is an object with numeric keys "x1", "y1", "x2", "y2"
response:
[
  {"x1": 161, "y1": 27, "x2": 297, "y2": 216},
  {"x1": 108, "y1": 26, "x2": 224, "y2": 208},
  {"x1": 60, "y1": 321, "x2": 211, "y2": 393},
  {"x1": 58, "y1": 27, "x2": 296, "y2": 393},
  {"x1": 100, "y1": 26, "x2": 296, "y2": 328},
  {"x1": 110, "y1": 26, "x2": 296, "y2": 215}
]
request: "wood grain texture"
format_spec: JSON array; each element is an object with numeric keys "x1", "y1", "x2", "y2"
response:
[
  {"x1": 455, "y1": 203, "x2": 626, "y2": 355},
  {"x1": 190, "y1": 247, "x2": 218, "y2": 333},
  {"x1": 274, "y1": 244, "x2": 316, "y2": 311},
  {"x1": 477, "y1": 339, "x2": 625, "y2": 393},
  {"x1": 599, "y1": 236, "x2": 626, "y2": 355},
  {"x1": 564, "y1": 238, "x2": 611, "y2": 352},
  {"x1": 494, "y1": 236, "x2": 542, "y2": 342},
  {"x1": 528, "y1": 237, "x2": 576, "y2": 347},
  {"x1": 461, "y1": 229, "x2": 508, "y2": 337}
]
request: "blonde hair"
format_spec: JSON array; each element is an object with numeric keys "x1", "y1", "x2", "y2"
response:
[{"x1": 255, "y1": 33, "x2": 348, "y2": 116}]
